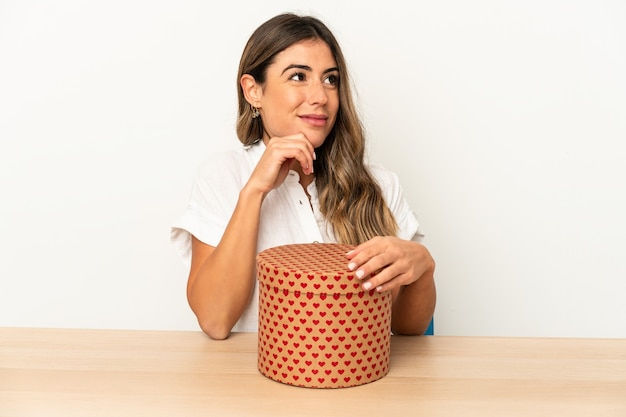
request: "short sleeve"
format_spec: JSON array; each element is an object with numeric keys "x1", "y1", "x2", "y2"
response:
[{"x1": 170, "y1": 150, "x2": 247, "y2": 269}]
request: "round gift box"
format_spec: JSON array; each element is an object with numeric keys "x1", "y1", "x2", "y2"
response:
[{"x1": 256, "y1": 243, "x2": 392, "y2": 388}]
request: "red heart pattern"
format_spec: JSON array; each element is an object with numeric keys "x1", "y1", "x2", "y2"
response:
[{"x1": 256, "y1": 243, "x2": 392, "y2": 388}]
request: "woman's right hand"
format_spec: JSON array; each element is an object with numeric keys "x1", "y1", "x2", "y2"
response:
[{"x1": 246, "y1": 134, "x2": 316, "y2": 194}]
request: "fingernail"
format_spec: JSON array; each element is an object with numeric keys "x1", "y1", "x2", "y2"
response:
[
  {"x1": 346, "y1": 250, "x2": 354, "y2": 256},
  {"x1": 362, "y1": 282, "x2": 372, "y2": 290},
  {"x1": 356, "y1": 270, "x2": 365, "y2": 279},
  {"x1": 348, "y1": 262, "x2": 356, "y2": 271},
  {"x1": 376, "y1": 286, "x2": 383, "y2": 292},
  {"x1": 313, "y1": 151, "x2": 317, "y2": 160}
]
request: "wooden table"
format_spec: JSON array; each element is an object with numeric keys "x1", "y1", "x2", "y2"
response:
[{"x1": 1, "y1": 328, "x2": 624, "y2": 417}]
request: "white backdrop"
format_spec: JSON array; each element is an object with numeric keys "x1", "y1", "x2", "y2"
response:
[{"x1": 1, "y1": 0, "x2": 625, "y2": 337}]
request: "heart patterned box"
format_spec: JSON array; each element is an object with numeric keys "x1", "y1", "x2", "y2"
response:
[{"x1": 256, "y1": 243, "x2": 392, "y2": 388}]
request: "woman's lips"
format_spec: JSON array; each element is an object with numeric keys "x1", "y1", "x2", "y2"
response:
[{"x1": 300, "y1": 114, "x2": 328, "y2": 127}]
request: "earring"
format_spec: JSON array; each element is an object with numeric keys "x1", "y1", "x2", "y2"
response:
[{"x1": 251, "y1": 106, "x2": 260, "y2": 119}]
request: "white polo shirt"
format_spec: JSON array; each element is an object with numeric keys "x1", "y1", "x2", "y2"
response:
[{"x1": 171, "y1": 140, "x2": 424, "y2": 331}]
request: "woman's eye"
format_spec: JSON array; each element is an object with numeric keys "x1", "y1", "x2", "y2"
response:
[
  {"x1": 289, "y1": 72, "x2": 306, "y2": 81},
  {"x1": 324, "y1": 74, "x2": 339, "y2": 86}
]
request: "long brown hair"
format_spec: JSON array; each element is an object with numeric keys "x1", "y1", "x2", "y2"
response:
[{"x1": 236, "y1": 13, "x2": 397, "y2": 244}]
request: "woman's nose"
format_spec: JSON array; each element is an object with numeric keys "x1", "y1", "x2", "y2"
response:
[{"x1": 308, "y1": 81, "x2": 328, "y2": 105}]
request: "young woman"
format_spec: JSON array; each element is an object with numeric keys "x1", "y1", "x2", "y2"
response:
[{"x1": 171, "y1": 13, "x2": 436, "y2": 339}]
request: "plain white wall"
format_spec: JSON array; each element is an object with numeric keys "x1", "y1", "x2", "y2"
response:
[{"x1": 1, "y1": 0, "x2": 625, "y2": 337}]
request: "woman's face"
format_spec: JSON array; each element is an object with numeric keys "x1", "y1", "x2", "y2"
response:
[{"x1": 256, "y1": 39, "x2": 340, "y2": 148}]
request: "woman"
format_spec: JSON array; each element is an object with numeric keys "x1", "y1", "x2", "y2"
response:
[{"x1": 171, "y1": 13, "x2": 436, "y2": 340}]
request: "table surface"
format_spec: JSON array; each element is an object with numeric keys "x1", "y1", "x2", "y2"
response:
[{"x1": 1, "y1": 327, "x2": 625, "y2": 417}]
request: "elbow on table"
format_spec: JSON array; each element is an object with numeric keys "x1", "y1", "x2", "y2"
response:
[
  {"x1": 198, "y1": 319, "x2": 233, "y2": 340},
  {"x1": 392, "y1": 322, "x2": 431, "y2": 336},
  {"x1": 189, "y1": 299, "x2": 237, "y2": 340}
]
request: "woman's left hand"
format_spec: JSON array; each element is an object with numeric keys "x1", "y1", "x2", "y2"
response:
[{"x1": 346, "y1": 236, "x2": 435, "y2": 294}]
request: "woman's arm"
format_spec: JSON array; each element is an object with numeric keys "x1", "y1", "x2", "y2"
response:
[
  {"x1": 187, "y1": 186, "x2": 264, "y2": 340},
  {"x1": 390, "y1": 255, "x2": 436, "y2": 335},
  {"x1": 187, "y1": 134, "x2": 316, "y2": 340},
  {"x1": 346, "y1": 237, "x2": 436, "y2": 335}
]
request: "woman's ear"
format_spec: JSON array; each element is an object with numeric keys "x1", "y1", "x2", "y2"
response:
[{"x1": 240, "y1": 74, "x2": 262, "y2": 107}]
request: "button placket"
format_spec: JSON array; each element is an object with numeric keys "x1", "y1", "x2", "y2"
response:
[{"x1": 284, "y1": 171, "x2": 323, "y2": 242}]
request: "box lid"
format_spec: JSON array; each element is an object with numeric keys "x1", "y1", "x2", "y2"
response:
[{"x1": 257, "y1": 243, "x2": 366, "y2": 295}]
